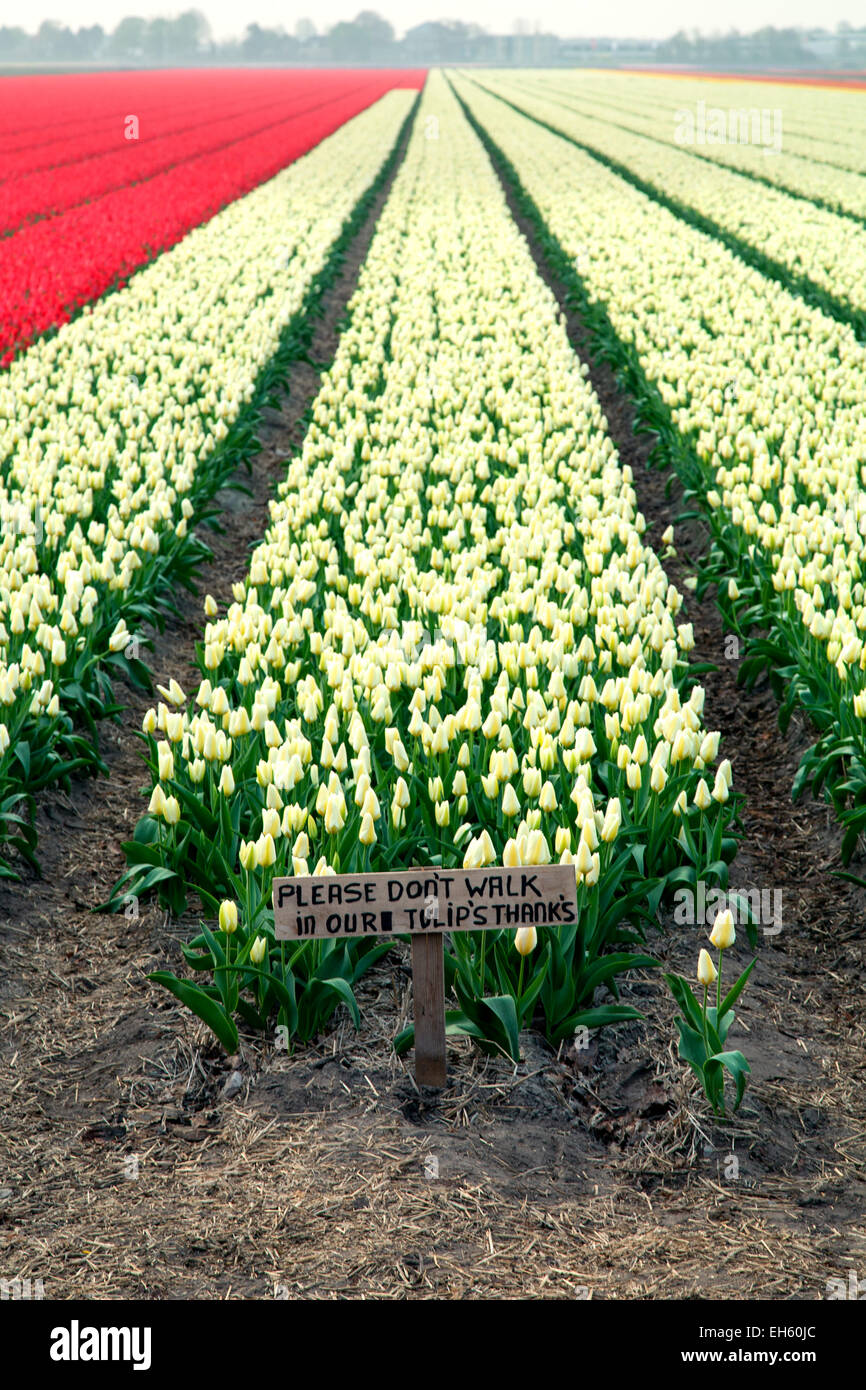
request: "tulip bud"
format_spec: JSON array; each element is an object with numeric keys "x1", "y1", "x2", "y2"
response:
[
  {"x1": 218, "y1": 765, "x2": 235, "y2": 796},
  {"x1": 157, "y1": 744, "x2": 174, "y2": 781},
  {"x1": 165, "y1": 712, "x2": 184, "y2": 743},
  {"x1": 482, "y1": 709, "x2": 502, "y2": 740},
  {"x1": 255, "y1": 832, "x2": 277, "y2": 868},
  {"x1": 574, "y1": 839, "x2": 593, "y2": 877},
  {"x1": 156, "y1": 678, "x2": 186, "y2": 707},
  {"x1": 711, "y1": 769, "x2": 729, "y2": 803},
  {"x1": 210, "y1": 686, "x2": 229, "y2": 717},
  {"x1": 514, "y1": 926, "x2": 537, "y2": 957},
  {"x1": 250, "y1": 935, "x2": 267, "y2": 965},
  {"x1": 229, "y1": 707, "x2": 251, "y2": 737},
  {"x1": 709, "y1": 908, "x2": 736, "y2": 950},
  {"x1": 697, "y1": 948, "x2": 717, "y2": 988},
  {"x1": 324, "y1": 795, "x2": 345, "y2": 834},
  {"x1": 699, "y1": 731, "x2": 720, "y2": 764},
  {"x1": 481, "y1": 771, "x2": 499, "y2": 799},
  {"x1": 218, "y1": 900, "x2": 238, "y2": 935},
  {"x1": 361, "y1": 788, "x2": 380, "y2": 819},
  {"x1": 693, "y1": 778, "x2": 712, "y2": 810},
  {"x1": 526, "y1": 829, "x2": 551, "y2": 866},
  {"x1": 429, "y1": 718, "x2": 449, "y2": 754},
  {"x1": 600, "y1": 797, "x2": 621, "y2": 843},
  {"x1": 477, "y1": 830, "x2": 496, "y2": 866},
  {"x1": 108, "y1": 620, "x2": 130, "y2": 653},
  {"x1": 523, "y1": 766, "x2": 542, "y2": 798},
  {"x1": 250, "y1": 702, "x2": 268, "y2": 732},
  {"x1": 502, "y1": 783, "x2": 521, "y2": 818},
  {"x1": 580, "y1": 816, "x2": 599, "y2": 852},
  {"x1": 463, "y1": 836, "x2": 484, "y2": 869}
]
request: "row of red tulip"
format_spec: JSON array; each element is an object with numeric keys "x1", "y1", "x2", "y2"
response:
[
  {"x1": 0, "y1": 71, "x2": 399, "y2": 221},
  {"x1": 0, "y1": 70, "x2": 425, "y2": 366}
]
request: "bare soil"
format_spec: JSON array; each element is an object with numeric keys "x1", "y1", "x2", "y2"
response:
[{"x1": 0, "y1": 130, "x2": 864, "y2": 1302}]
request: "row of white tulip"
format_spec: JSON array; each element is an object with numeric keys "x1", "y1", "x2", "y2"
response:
[
  {"x1": 137, "y1": 71, "x2": 735, "y2": 915},
  {"x1": 0, "y1": 90, "x2": 416, "y2": 853},
  {"x1": 452, "y1": 76, "x2": 866, "y2": 723},
  {"x1": 469, "y1": 72, "x2": 866, "y2": 321},
  {"x1": 542, "y1": 71, "x2": 866, "y2": 172},
  {"x1": 489, "y1": 69, "x2": 866, "y2": 219}
]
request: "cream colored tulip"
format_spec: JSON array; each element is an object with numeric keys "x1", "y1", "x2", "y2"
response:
[
  {"x1": 515, "y1": 926, "x2": 538, "y2": 957},
  {"x1": 709, "y1": 909, "x2": 736, "y2": 951},
  {"x1": 697, "y1": 949, "x2": 717, "y2": 988}
]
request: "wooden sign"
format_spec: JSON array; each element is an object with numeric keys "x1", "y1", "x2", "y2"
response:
[{"x1": 272, "y1": 864, "x2": 577, "y2": 1087}]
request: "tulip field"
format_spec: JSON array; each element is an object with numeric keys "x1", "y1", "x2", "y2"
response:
[
  {"x1": 2, "y1": 63, "x2": 865, "y2": 1303},
  {"x1": 0, "y1": 78, "x2": 419, "y2": 876},
  {"x1": 451, "y1": 72, "x2": 866, "y2": 857}
]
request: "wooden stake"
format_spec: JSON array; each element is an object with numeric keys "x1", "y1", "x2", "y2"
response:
[{"x1": 411, "y1": 933, "x2": 447, "y2": 1087}]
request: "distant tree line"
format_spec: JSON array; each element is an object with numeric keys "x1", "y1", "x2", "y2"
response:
[
  {"x1": 657, "y1": 24, "x2": 866, "y2": 68},
  {"x1": 1, "y1": 12, "x2": 864, "y2": 69},
  {"x1": 0, "y1": 11, "x2": 493, "y2": 64}
]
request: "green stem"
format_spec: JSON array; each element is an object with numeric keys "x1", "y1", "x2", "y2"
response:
[{"x1": 701, "y1": 983, "x2": 710, "y2": 1059}]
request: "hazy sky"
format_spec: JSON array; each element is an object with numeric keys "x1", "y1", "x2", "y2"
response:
[{"x1": 20, "y1": 2, "x2": 866, "y2": 42}]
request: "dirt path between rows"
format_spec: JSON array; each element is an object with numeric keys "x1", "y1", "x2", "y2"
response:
[{"x1": 1, "y1": 123, "x2": 864, "y2": 1301}]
